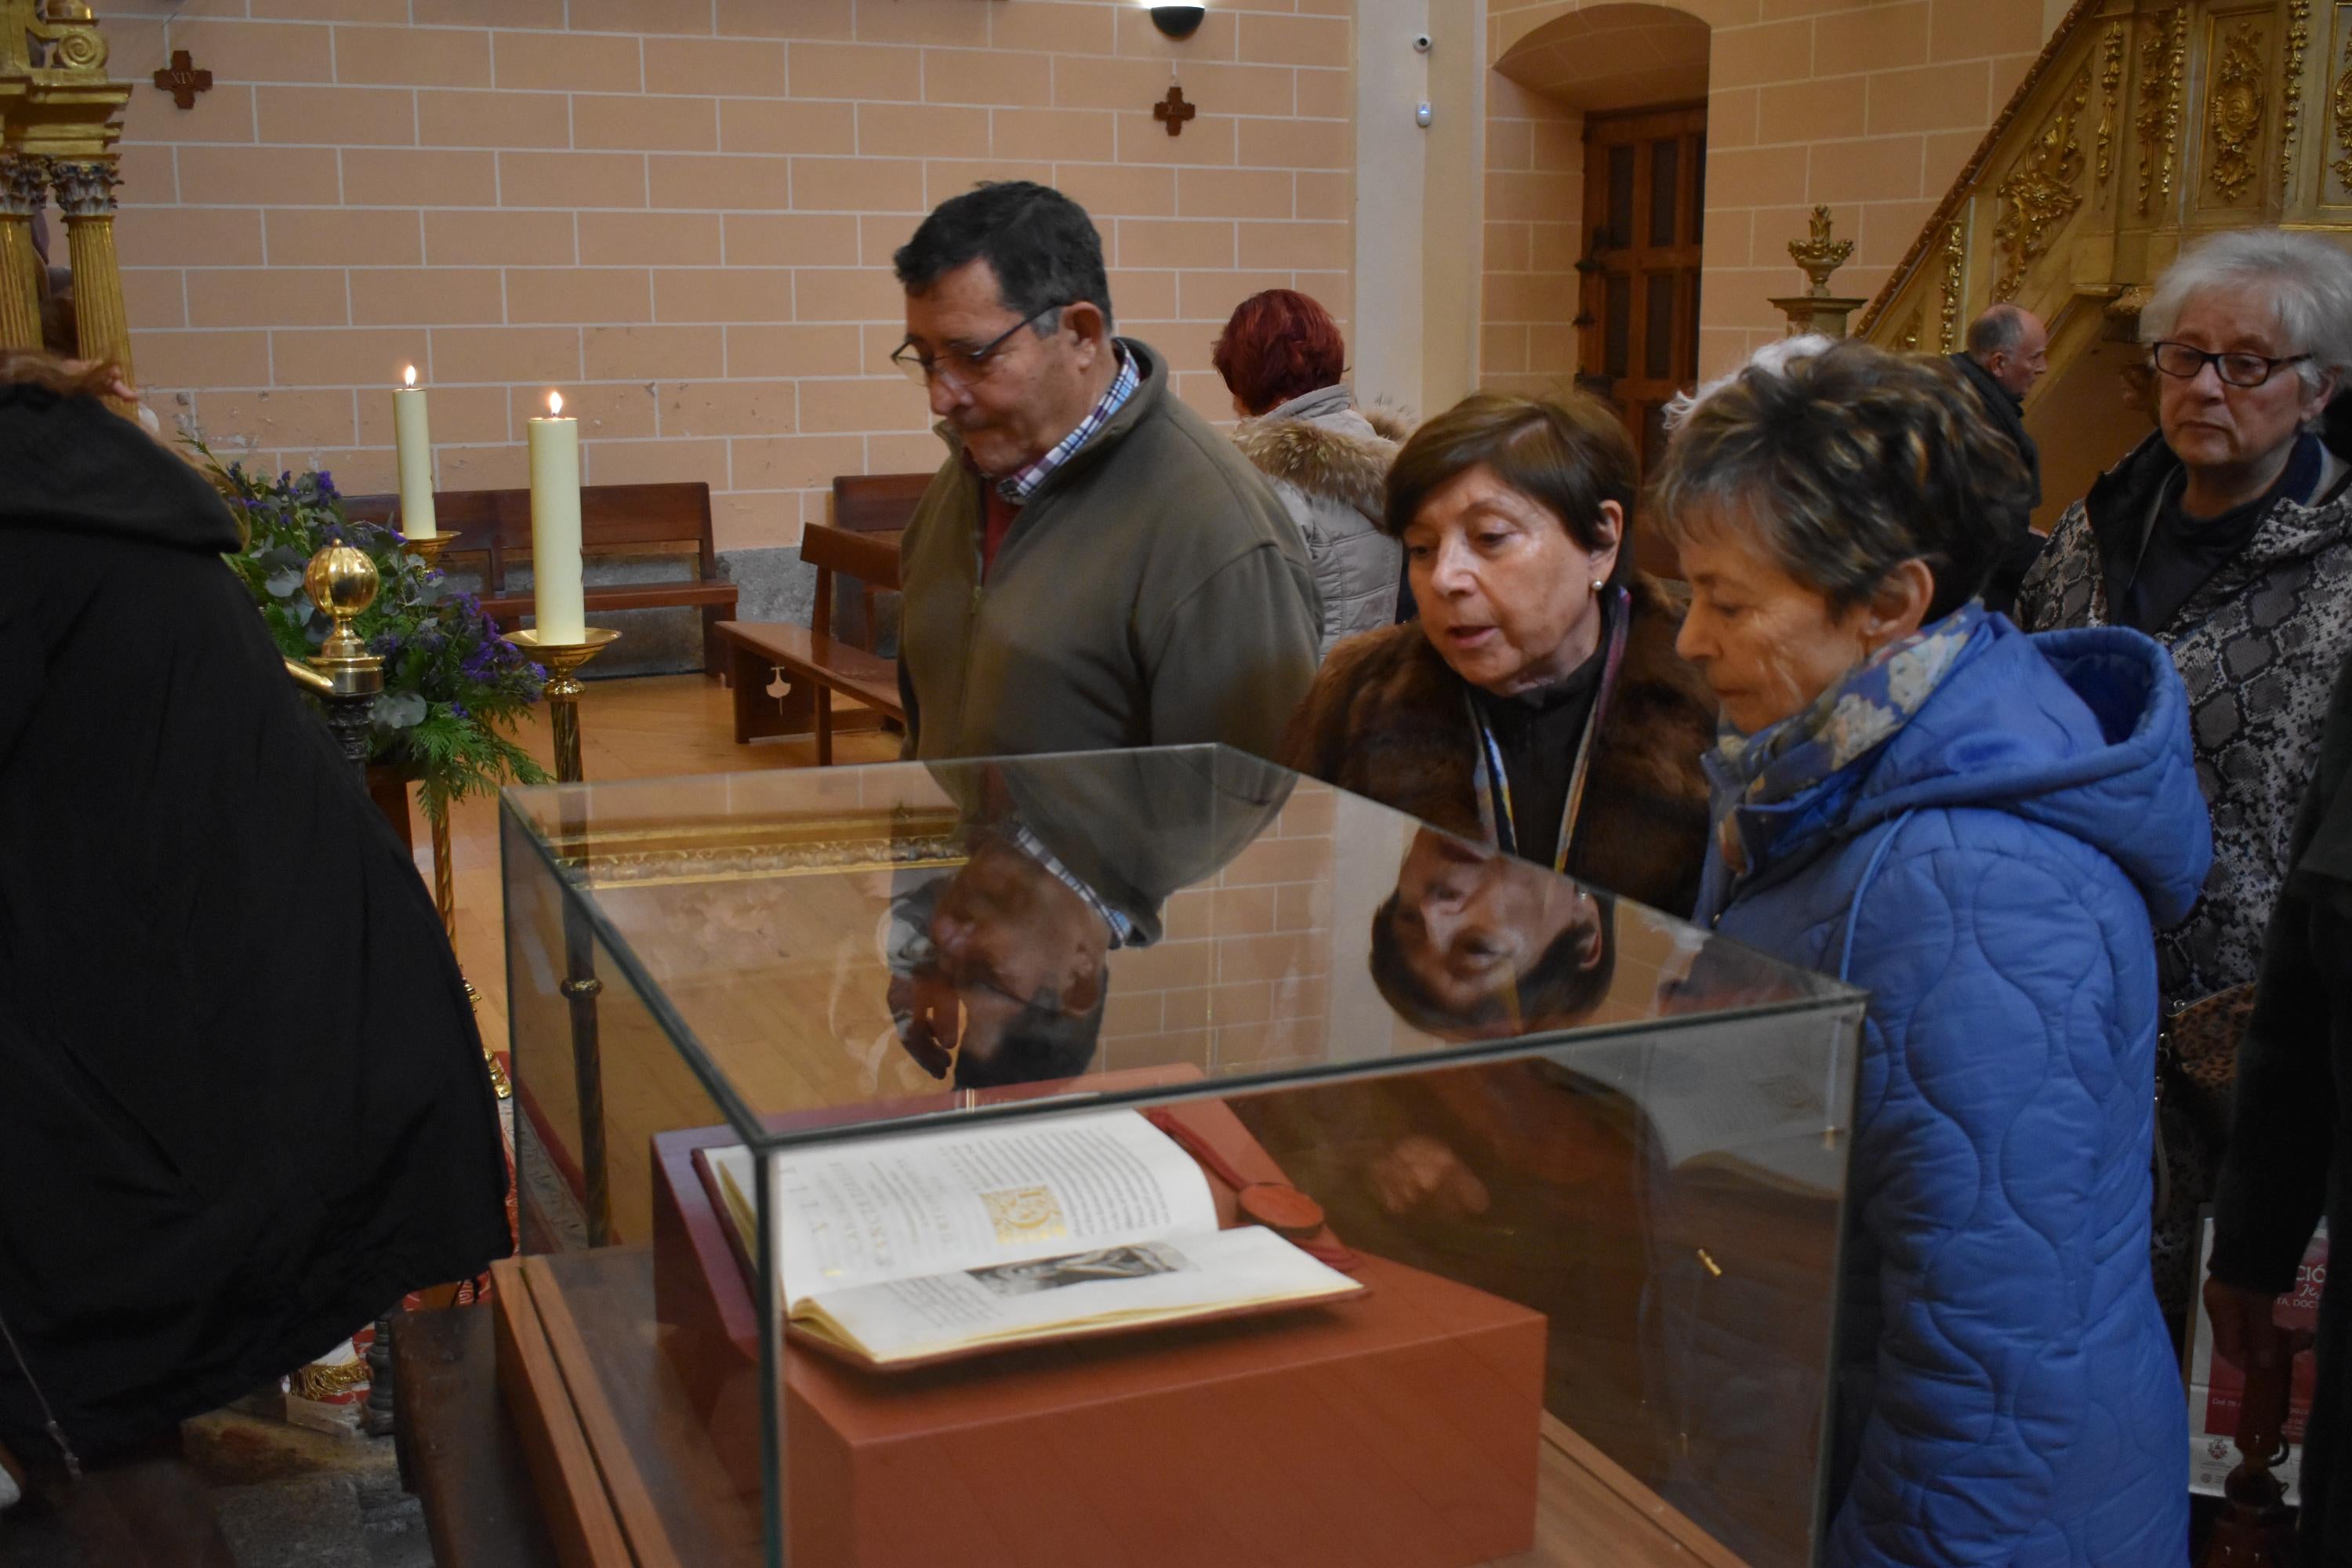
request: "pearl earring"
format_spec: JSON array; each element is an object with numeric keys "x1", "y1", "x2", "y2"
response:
[{"x1": 1591, "y1": 578, "x2": 1606, "y2": 595}]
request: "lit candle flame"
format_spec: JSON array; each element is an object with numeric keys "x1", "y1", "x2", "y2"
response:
[
  {"x1": 548, "y1": 390, "x2": 564, "y2": 417},
  {"x1": 402, "y1": 365, "x2": 417, "y2": 388}
]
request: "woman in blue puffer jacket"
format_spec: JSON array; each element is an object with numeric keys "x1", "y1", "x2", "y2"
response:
[{"x1": 1654, "y1": 340, "x2": 2212, "y2": 1566}]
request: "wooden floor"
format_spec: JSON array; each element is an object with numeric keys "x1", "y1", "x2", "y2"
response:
[{"x1": 403, "y1": 674, "x2": 898, "y2": 1062}]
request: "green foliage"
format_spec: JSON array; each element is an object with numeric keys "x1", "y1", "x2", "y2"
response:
[{"x1": 204, "y1": 445, "x2": 551, "y2": 822}]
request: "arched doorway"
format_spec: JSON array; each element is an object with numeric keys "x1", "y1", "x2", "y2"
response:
[{"x1": 1484, "y1": 5, "x2": 1710, "y2": 469}]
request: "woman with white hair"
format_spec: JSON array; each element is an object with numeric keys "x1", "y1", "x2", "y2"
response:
[{"x1": 2017, "y1": 227, "x2": 2352, "y2": 1322}]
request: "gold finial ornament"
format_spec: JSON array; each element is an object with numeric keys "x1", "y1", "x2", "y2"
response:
[
  {"x1": 1787, "y1": 206, "x2": 1855, "y2": 299},
  {"x1": 305, "y1": 543, "x2": 380, "y2": 670},
  {"x1": 1771, "y1": 207, "x2": 1867, "y2": 339}
]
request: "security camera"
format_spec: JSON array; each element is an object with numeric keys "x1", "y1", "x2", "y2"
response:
[{"x1": 1413, "y1": 33, "x2": 1432, "y2": 53}]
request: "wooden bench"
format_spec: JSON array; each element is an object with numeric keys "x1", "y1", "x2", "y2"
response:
[
  {"x1": 342, "y1": 483, "x2": 735, "y2": 676},
  {"x1": 717, "y1": 472, "x2": 927, "y2": 763}
]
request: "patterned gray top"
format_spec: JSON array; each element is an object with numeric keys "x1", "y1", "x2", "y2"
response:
[{"x1": 2016, "y1": 433, "x2": 2352, "y2": 1011}]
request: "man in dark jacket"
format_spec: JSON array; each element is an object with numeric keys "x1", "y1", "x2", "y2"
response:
[
  {"x1": 1950, "y1": 303, "x2": 2048, "y2": 615},
  {"x1": 0, "y1": 363, "x2": 510, "y2": 1472},
  {"x1": 889, "y1": 182, "x2": 1321, "y2": 762},
  {"x1": 2206, "y1": 646, "x2": 2352, "y2": 1563}
]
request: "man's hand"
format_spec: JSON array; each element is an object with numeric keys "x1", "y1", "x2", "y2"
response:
[
  {"x1": 2205, "y1": 1276, "x2": 2288, "y2": 1374},
  {"x1": 1367, "y1": 1134, "x2": 1490, "y2": 1219},
  {"x1": 2204, "y1": 1274, "x2": 2311, "y2": 1461}
]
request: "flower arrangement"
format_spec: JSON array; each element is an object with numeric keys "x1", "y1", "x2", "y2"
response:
[{"x1": 205, "y1": 448, "x2": 550, "y2": 822}]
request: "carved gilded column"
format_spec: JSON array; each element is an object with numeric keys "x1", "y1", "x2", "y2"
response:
[
  {"x1": 0, "y1": 155, "x2": 45, "y2": 351},
  {"x1": 49, "y1": 157, "x2": 132, "y2": 397}
]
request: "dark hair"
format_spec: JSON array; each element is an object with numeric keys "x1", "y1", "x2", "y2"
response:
[
  {"x1": 1650, "y1": 339, "x2": 2028, "y2": 621},
  {"x1": 1965, "y1": 303, "x2": 2030, "y2": 358},
  {"x1": 1368, "y1": 891, "x2": 1618, "y2": 1039},
  {"x1": 1214, "y1": 289, "x2": 1346, "y2": 415},
  {"x1": 950, "y1": 989, "x2": 1107, "y2": 1090},
  {"x1": 892, "y1": 180, "x2": 1114, "y2": 334},
  {"x1": 1384, "y1": 391, "x2": 1639, "y2": 585}
]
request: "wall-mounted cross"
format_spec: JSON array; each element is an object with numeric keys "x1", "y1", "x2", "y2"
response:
[
  {"x1": 1152, "y1": 85, "x2": 1196, "y2": 137},
  {"x1": 152, "y1": 49, "x2": 214, "y2": 111}
]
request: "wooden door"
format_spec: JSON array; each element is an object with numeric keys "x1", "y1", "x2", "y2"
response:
[{"x1": 1577, "y1": 105, "x2": 1707, "y2": 474}]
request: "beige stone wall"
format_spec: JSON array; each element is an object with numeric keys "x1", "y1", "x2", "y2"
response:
[
  {"x1": 1484, "y1": 0, "x2": 2049, "y2": 383},
  {"x1": 102, "y1": 0, "x2": 1351, "y2": 552},
  {"x1": 1480, "y1": 71, "x2": 1584, "y2": 401}
]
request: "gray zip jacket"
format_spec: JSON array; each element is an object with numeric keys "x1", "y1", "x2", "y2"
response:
[{"x1": 1234, "y1": 386, "x2": 1408, "y2": 659}]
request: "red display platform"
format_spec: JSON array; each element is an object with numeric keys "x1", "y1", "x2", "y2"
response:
[{"x1": 647, "y1": 1105, "x2": 1546, "y2": 1568}]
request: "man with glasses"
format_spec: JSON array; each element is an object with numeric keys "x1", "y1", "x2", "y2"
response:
[
  {"x1": 1949, "y1": 303, "x2": 2049, "y2": 614},
  {"x1": 2018, "y1": 227, "x2": 2352, "y2": 1331},
  {"x1": 887, "y1": 181, "x2": 1319, "y2": 762}
]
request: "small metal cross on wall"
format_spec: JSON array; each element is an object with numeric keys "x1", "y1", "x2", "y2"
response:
[
  {"x1": 1152, "y1": 85, "x2": 1196, "y2": 137},
  {"x1": 152, "y1": 49, "x2": 214, "y2": 111}
]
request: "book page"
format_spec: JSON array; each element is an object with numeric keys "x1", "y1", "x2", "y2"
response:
[
  {"x1": 705, "y1": 1109, "x2": 1220, "y2": 1308},
  {"x1": 795, "y1": 1225, "x2": 1359, "y2": 1366}
]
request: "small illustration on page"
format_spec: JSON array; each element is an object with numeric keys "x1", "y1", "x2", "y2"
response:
[{"x1": 968, "y1": 1243, "x2": 1186, "y2": 1298}]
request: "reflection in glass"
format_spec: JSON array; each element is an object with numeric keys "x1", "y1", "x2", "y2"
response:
[{"x1": 499, "y1": 747, "x2": 1862, "y2": 1568}]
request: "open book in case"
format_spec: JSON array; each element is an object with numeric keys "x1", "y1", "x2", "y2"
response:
[{"x1": 498, "y1": 745, "x2": 1864, "y2": 1568}]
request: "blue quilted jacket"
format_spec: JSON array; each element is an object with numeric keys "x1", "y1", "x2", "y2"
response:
[{"x1": 1694, "y1": 619, "x2": 2210, "y2": 1567}]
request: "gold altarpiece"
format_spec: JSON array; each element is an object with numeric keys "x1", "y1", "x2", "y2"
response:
[
  {"x1": 1856, "y1": 0, "x2": 2352, "y2": 524},
  {"x1": 0, "y1": 0, "x2": 133, "y2": 390}
]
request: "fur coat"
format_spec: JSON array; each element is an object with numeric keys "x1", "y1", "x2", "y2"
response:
[
  {"x1": 1235, "y1": 387, "x2": 1409, "y2": 659},
  {"x1": 1283, "y1": 575, "x2": 1718, "y2": 916}
]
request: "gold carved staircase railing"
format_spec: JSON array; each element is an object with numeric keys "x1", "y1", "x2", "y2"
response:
[
  {"x1": 1855, "y1": 0, "x2": 2352, "y2": 524},
  {"x1": 0, "y1": 0, "x2": 134, "y2": 392}
]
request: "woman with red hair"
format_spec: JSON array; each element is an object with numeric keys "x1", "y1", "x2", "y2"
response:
[{"x1": 1215, "y1": 289, "x2": 1409, "y2": 657}]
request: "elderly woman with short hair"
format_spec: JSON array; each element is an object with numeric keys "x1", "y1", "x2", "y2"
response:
[
  {"x1": 1283, "y1": 390, "x2": 1717, "y2": 915},
  {"x1": 2016, "y1": 227, "x2": 2352, "y2": 1318},
  {"x1": 1661, "y1": 339, "x2": 2210, "y2": 1567}
]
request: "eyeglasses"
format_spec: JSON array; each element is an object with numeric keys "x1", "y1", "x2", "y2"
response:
[
  {"x1": 2149, "y1": 340, "x2": 2310, "y2": 390},
  {"x1": 891, "y1": 304, "x2": 1064, "y2": 390}
]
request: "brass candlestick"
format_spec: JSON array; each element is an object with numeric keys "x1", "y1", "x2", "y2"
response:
[
  {"x1": 398, "y1": 528, "x2": 457, "y2": 575},
  {"x1": 503, "y1": 626, "x2": 621, "y2": 1244},
  {"x1": 504, "y1": 627, "x2": 621, "y2": 785},
  {"x1": 395, "y1": 532, "x2": 508, "y2": 1098}
]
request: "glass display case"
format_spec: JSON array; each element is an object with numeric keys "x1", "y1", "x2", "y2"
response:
[{"x1": 497, "y1": 746, "x2": 1864, "y2": 1568}]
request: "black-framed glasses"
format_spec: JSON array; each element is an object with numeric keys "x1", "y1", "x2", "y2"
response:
[
  {"x1": 2150, "y1": 339, "x2": 2310, "y2": 389},
  {"x1": 891, "y1": 304, "x2": 1064, "y2": 390}
]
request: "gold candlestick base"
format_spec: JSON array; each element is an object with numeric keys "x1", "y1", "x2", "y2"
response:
[
  {"x1": 503, "y1": 628, "x2": 623, "y2": 1246},
  {"x1": 398, "y1": 529, "x2": 459, "y2": 573},
  {"x1": 504, "y1": 627, "x2": 620, "y2": 785}
]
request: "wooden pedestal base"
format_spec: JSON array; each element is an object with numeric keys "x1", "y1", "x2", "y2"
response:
[{"x1": 491, "y1": 1249, "x2": 1744, "y2": 1568}]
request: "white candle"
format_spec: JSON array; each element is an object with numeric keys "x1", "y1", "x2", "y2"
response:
[
  {"x1": 526, "y1": 390, "x2": 585, "y2": 644},
  {"x1": 391, "y1": 365, "x2": 436, "y2": 540}
]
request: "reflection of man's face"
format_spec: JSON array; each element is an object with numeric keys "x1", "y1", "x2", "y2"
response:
[
  {"x1": 1390, "y1": 831, "x2": 1600, "y2": 1019},
  {"x1": 891, "y1": 836, "x2": 1109, "y2": 1079}
]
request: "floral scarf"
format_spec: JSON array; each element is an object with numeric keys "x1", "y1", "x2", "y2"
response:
[{"x1": 1710, "y1": 602, "x2": 1989, "y2": 881}]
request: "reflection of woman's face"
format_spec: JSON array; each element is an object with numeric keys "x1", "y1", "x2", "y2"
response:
[{"x1": 1391, "y1": 831, "x2": 1599, "y2": 1015}]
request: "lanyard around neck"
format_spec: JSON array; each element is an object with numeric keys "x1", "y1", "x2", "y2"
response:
[{"x1": 1467, "y1": 585, "x2": 1632, "y2": 874}]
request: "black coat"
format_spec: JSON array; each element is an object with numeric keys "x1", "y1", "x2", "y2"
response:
[
  {"x1": 2210, "y1": 649, "x2": 2352, "y2": 1561},
  {"x1": 1948, "y1": 350, "x2": 2046, "y2": 615},
  {"x1": 0, "y1": 387, "x2": 510, "y2": 1463}
]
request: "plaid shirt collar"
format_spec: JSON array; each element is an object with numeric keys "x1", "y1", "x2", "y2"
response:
[
  {"x1": 994, "y1": 345, "x2": 1137, "y2": 506},
  {"x1": 1009, "y1": 823, "x2": 1136, "y2": 949}
]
